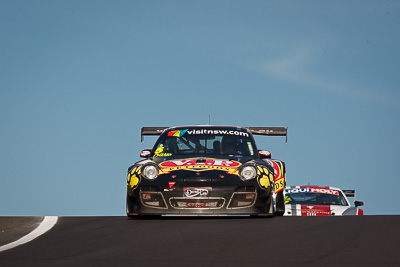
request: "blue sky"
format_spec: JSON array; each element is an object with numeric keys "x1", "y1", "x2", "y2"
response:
[{"x1": 1, "y1": 0, "x2": 399, "y2": 216}]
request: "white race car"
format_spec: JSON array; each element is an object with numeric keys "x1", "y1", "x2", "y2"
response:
[{"x1": 284, "y1": 185, "x2": 364, "y2": 216}]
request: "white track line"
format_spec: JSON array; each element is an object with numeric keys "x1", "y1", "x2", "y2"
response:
[{"x1": 0, "y1": 216, "x2": 58, "y2": 252}]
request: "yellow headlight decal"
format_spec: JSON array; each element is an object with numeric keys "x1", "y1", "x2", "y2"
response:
[
  {"x1": 257, "y1": 166, "x2": 272, "y2": 190},
  {"x1": 127, "y1": 166, "x2": 142, "y2": 190},
  {"x1": 257, "y1": 166, "x2": 263, "y2": 176},
  {"x1": 259, "y1": 176, "x2": 270, "y2": 189},
  {"x1": 269, "y1": 173, "x2": 274, "y2": 183}
]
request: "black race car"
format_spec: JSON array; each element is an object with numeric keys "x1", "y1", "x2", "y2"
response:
[{"x1": 127, "y1": 125, "x2": 287, "y2": 217}]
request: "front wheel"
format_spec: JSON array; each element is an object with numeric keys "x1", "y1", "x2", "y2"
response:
[{"x1": 274, "y1": 190, "x2": 285, "y2": 216}]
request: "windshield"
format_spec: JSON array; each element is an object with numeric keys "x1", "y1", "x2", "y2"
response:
[
  {"x1": 152, "y1": 128, "x2": 256, "y2": 157},
  {"x1": 285, "y1": 188, "x2": 349, "y2": 206}
]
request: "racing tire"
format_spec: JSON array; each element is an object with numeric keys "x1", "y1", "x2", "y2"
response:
[
  {"x1": 126, "y1": 198, "x2": 162, "y2": 219},
  {"x1": 274, "y1": 190, "x2": 285, "y2": 216},
  {"x1": 269, "y1": 194, "x2": 276, "y2": 216}
]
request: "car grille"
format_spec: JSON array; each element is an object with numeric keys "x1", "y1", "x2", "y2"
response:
[{"x1": 169, "y1": 197, "x2": 225, "y2": 209}]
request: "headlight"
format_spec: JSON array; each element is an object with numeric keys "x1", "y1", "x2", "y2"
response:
[
  {"x1": 239, "y1": 165, "x2": 257, "y2": 180},
  {"x1": 142, "y1": 164, "x2": 159, "y2": 180}
]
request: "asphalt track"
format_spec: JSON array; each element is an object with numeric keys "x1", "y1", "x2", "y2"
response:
[{"x1": 0, "y1": 216, "x2": 399, "y2": 267}]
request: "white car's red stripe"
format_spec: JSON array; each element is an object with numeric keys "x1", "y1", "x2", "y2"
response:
[{"x1": 300, "y1": 204, "x2": 331, "y2": 216}]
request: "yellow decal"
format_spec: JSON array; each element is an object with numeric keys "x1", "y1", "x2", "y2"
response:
[
  {"x1": 154, "y1": 146, "x2": 172, "y2": 157},
  {"x1": 259, "y1": 176, "x2": 270, "y2": 189},
  {"x1": 257, "y1": 166, "x2": 273, "y2": 190},
  {"x1": 274, "y1": 177, "x2": 285, "y2": 193},
  {"x1": 127, "y1": 166, "x2": 142, "y2": 190},
  {"x1": 155, "y1": 153, "x2": 172, "y2": 157},
  {"x1": 155, "y1": 147, "x2": 164, "y2": 154},
  {"x1": 271, "y1": 160, "x2": 286, "y2": 193},
  {"x1": 257, "y1": 166, "x2": 263, "y2": 176}
]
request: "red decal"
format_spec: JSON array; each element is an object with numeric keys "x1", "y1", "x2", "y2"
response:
[
  {"x1": 186, "y1": 202, "x2": 209, "y2": 208},
  {"x1": 142, "y1": 193, "x2": 151, "y2": 200},
  {"x1": 301, "y1": 185, "x2": 329, "y2": 189},
  {"x1": 300, "y1": 205, "x2": 332, "y2": 216},
  {"x1": 309, "y1": 188, "x2": 339, "y2": 195},
  {"x1": 246, "y1": 194, "x2": 255, "y2": 200},
  {"x1": 168, "y1": 130, "x2": 178, "y2": 136},
  {"x1": 168, "y1": 182, "x2": 176, "y2": 188}
]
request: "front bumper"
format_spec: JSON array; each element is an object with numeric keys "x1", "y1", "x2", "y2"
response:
[{"x1": 127, "y1": 184, "x2": 273, "y2": 216}]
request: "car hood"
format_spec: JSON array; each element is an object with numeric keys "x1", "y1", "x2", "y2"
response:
[
  {"x1": 128, "y1": 155, "x2": 260, "y2": 175},
  {"x1": 155, "y1": 156, "x2": 246, "y2": 177}
]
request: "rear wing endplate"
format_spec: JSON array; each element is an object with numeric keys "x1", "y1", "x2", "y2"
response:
[
  {"x1": 246, "y1": 127, "x2": 288, "y2": 142},
  {"x1": 141, "y1": 127, "x2": 169, "y2": 142},
  {"x1": 342, "y1": 190, "x2": 356, "y2": 198}
]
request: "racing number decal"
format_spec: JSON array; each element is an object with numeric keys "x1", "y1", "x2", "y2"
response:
[
  {"x1": 257, "y1": 166, "x2": 274, "y2": 190},
  {"x1": 127, "y1": 166, "x2": 142, "y2": 190}
]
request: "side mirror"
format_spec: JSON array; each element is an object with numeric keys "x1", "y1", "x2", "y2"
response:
[
  {"x1": 258, "y1": 150, "x2": 271, "y2": 159},
  {"x1": 354, "y1": 201, "x2": 364, "y2": 207},
  {"x1": 140, "y1": 149, "x2": 151, "y2": 158}
]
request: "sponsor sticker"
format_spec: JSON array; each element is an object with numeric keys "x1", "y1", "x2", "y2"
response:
[
  {"x1": 246, "y1": 194, "x2": 255, "y2": 200},
  {"x1": 265, "y1": 160, "x2": 285, "y2": 193},
  {"x1": 186, "y1": 129, "x2": 249, "y2": 137},
  {"x1": 300, "y1": 205, "x2": 332, "y2": 216},
  {"x1": 167, "y1": 129, "x2": 249, "y2": 137},
  {"x1": 168, "y1": 129, "x2": 188, "y2": 137},
  {"x1": 274, "y1": 177, "x2": 285, "y2": 193},
  {"x1": 154, "y1": 146, "x2": 172, "y2": 157},
  {"x1": 183, "y1": 187, "x2": 212, "y2": 197},
  {"x1": 285, "y1": 188, "x2": 339, "y2": 195},
  {"x1": 176, "y1": 201, "x2": 218, "y2": 208},
  {"x1": 142, "y1": 193, "x2": 151, "y2": 200},
  {"x1": 159, "y1": 158, "x2": 241, "y2": 175}
]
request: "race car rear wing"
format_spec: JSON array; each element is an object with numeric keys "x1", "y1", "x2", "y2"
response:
[
  {"x1": 141, "y1": 126, "x2": 288, "y2": 142},
  {"x1": 342, "y1": 190, "x2": 364, "y2": 207},
  {"x1": 246, "y1": 127, "x2": 288, "y2": 143},
  {"x1": 141, "y1": 127, "x2": 169, "y2": 142},
  {"x1": 342, "y1": 190, "x2": 356, "y2": 197}
]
